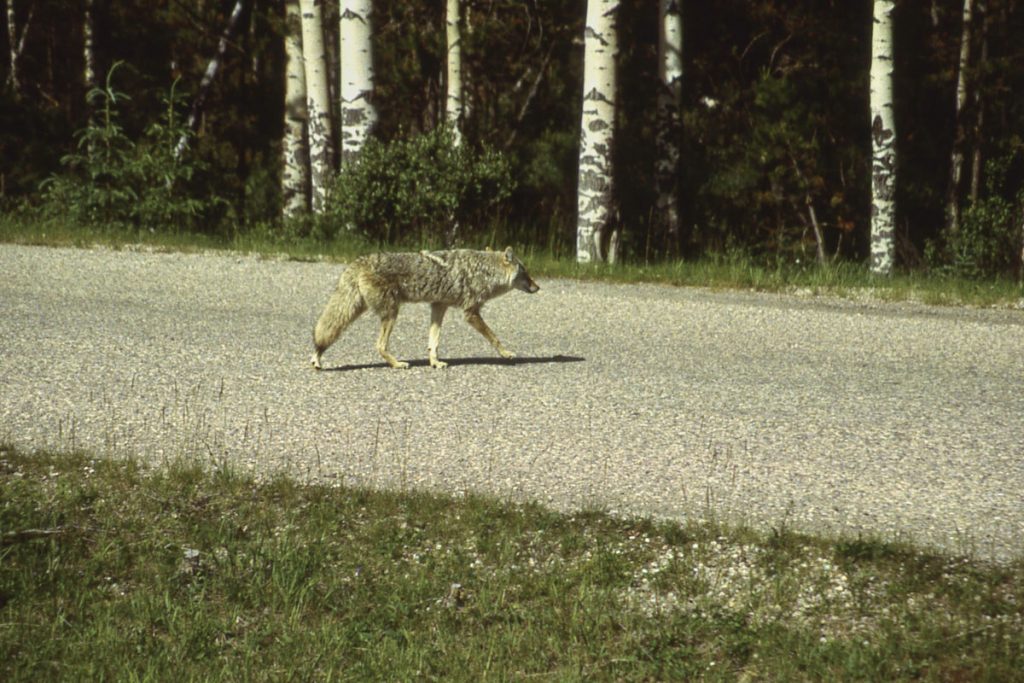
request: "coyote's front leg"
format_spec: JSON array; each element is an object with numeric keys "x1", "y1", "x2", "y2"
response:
[
  {"x1": 428, "y1": 303, "x2": 449, "y2": 369},
  {"x1": 464, "y1": 308, "x2": 515, "y2": 359}
]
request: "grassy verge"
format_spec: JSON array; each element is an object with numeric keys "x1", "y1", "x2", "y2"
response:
[
  {"x1": 2, "y1": 214, "x2": 1022, "y2": 307},
  {"x1": 2, "y1": 446, "x2": 1022, "y2": 681},
  {"x1": 0, "y1": 214, "x2": 371, "y2": 263},
  {"x1": 521, "y1": 249, "x2": 1024, "y2": 308}
]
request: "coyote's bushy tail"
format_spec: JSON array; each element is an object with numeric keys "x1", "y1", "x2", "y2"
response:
[{"x1": 311, "y1": 267, "x2": 366, "y2": 368}]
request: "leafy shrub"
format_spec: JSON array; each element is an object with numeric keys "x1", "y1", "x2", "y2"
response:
[
  {"x1": 941, "y1": 151, "x2": 1023, "y2": 280},
  {"x1": 39, "y1": 63, "x2": 220, "y2": 233},
  {"x1": 952, "y1": 197, "x2": 1019, "y2": 279},
  {"x1": 323, "y1": 127, "x2": 514, "y2": 246}
]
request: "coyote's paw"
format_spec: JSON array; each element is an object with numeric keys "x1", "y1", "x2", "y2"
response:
[
  {"x1": 498, "y1": 349, "x2": 517, "y2": 359},
  {"x1": 310, "y1": 353, "x2": 322, "y2": 370},
  {"x1": 390, "y1": 361, "x2": 410, "y2": 369},
  {"x1": 430, "y1": 359, "x2": 449, "y2": 369}
]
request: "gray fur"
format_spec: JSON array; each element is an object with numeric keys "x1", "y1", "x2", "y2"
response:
[{"x1": 311, "y1": 247, "x2": 539, "y2": 369}]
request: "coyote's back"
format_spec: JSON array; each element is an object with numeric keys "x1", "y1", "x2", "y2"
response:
[{"x1": 311, "y1": 247, "x2": 538, "y2": 370}]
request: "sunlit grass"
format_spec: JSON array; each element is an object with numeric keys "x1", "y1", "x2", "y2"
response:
[
  {"x1": 2, "y1": 445, "x2": 1022, "y2": 681},
  {"x1": 523, "y1": 247, "x2": 1022, "y2": 307},
  {"x1": 2, "y1": 214, "x2": 1021, "y2": 307}
]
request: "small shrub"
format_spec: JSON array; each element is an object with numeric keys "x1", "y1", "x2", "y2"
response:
[
  {"x1": 39, "y1": 62, "x2": 220, "y2": 233},
  {"x1": 939, "y1": 150, "x2": 1024, "y2": 280},
  {"x1": 39, "y1": 63, "x2": 137, "y2": 226},
  {"x1": 952, "y1": 195, "x2": 1020, "y2": 280},
  {"x1": 324, "y1": 127, "x2": 514, "y2": 246}
]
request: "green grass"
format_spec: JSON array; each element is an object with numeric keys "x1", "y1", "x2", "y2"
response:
[
  {"x1": 2, "y1": 446, "x2": 1022, "y2": 681},
  {"x1": 2, "y1": 213, "x2": 1022, "y2": 307},
  {"x1": 0, "y1": 213, "x2": 373, "y2": 263},
  {"x1": 522, "y1": 248, "x2": 1024, "y2": 308}
]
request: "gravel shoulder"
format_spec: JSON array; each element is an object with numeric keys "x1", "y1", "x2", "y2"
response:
[{"x1": 2, "y1": 244, "x2": 1022, "y2": 561}]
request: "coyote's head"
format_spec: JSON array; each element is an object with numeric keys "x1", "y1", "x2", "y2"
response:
[{"x1": 501, "y1": 246, "x2": 540, "y2": 294}]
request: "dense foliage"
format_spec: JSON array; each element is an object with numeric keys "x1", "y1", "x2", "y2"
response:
[
  {"x1": 38, "y1": 63, "x2": 222, "y2": 233},
  {"x1": 2, "y1": 0, "x2": 1023, "y2": 276},
  {"x1": 324, "y1": 127, "x2": 512, "y2": 246},
  {"x1": 941, "y1": 148, "x2": 1024, "y2": 279}
]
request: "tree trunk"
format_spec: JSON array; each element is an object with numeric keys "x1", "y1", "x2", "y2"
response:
[
  {"x1": 445, "y1": 0, "x2": 463, "y2": 145},
  {"x1": 869, "y1": 0, "x2": 897, "y2": 276},
  {"x1": 5, "y1": 0, "x2": 34, "y2": 98},
  {"x1": 504, "y1": 46, "x2": 554, "y2": 148},
  {"x1": 576, "y1": 0, "x2": 619, "y2": 264},
  {"x1": 339, "y1": 0, "x2": 376, "y2": 165},
  {"x1": 83, "y1": 0, "x2": 96, "y2": 94},
  {"x1": 945, "y1": 0, "x2": 975, "y2": 236},
  {"x1": 655, "y1": 0, "x2": 683, "y2": 254},
  {"x1": 174, "y1": 0, "x2": 247, "y2": 160},
  {"x1": 806, "y1": 195, "x2": 826, "y2": 266},
  {"x1": 299, "y1": 0, "x2": 334, "y2": 214},
  {"x1": 282, "y1": 0, "x2": 309, "y2": 219},
  {"x1": 1020, "y1": 213, "x2": 1024, "y2": 283},
  {"x1": 791, "y1": 157, "x2": 827, "y2": 265},
  {"x1": 970, "y1": 0, "x2": 989, "y2": 203}
]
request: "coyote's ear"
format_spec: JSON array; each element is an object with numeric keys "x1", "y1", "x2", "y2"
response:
[{"x1": 503, "y1": 246, "x2": 514, "y2": 263}]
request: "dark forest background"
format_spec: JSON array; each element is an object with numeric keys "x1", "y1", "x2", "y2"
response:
[{"x1": 2, "y1": 0, "x2": 1023, "y2": 276}]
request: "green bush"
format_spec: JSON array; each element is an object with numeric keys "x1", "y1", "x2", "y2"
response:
[
  {"x1": 941, "y1": 151, "x2": 1023, "y2": 280},
  {"x1": 953, "y1": 197, "x2": 1019, "y2": 279},
  {"x1": 39, "y1": 63, "x2": 220, "y2": 233},
  {"x1": 323, "y1": 127, "x2": 514, "y2": 246}
]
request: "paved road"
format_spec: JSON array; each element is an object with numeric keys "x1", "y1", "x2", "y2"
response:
[{"x1": 2, "y1": 244, "x2": 1022, "y2": 561}]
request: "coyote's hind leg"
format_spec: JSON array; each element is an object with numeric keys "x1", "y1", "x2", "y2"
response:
[{"x1": 376, "y1": 314, "x2": 409, "y2": 369}]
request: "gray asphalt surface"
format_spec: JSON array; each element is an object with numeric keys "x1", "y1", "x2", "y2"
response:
[{"x1": 2, "y1": 244, "x2": 1022, "y2": 561}]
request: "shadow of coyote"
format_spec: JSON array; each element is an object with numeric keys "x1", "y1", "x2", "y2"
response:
[{"x1": 311, "y1": 247, "x2": 539, "y2": 370}]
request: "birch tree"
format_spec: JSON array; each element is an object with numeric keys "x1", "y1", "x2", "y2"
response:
[
  {"x1": 174, "y1": 0, "x2": 247, "y2": 160},
  {"x1": 83, "y1": 0, "x2": 96, "y2": 94},
  {"x1": 655, "y1": 0, "x2": 683, "y2": 250},
  {"x1": 576, "y1": 0, "x2": 619, "y2": 264},
  {"x1": 5, "y1": 0, "x2": 34, "y2": 98},
  {"x1": 445, "y1": 0, "x2": 464, "y2": 145},
  {"x1": 945, "y1": 0, "x2": 975, "y2": 236},
  {"x1": 339, "y1": 0, "x2": 376, "y2": 165},
  {"x1": 282, "y1": 0, "x2": 309, "y2": 218},
  {"x1": 299, "y1": 0, "x2": 333, "y2": 214},
  {"x1": 869, "y1": 0, "x2": 897, "y2": 275}
]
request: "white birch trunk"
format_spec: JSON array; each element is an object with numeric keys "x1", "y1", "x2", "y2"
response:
[
  {"x1": 174, "y1": 0, "x2": 247, "y2": 160},
  {"x1": 576, "y1": 0, "x2": 619, "y2": 264},
  {"x1": 655, "y1": 0, "x2": 683, "y2": 248},
  {"x1": 299, "y1": 0, "x2": 334, "y2": 214},
  {"x1": 339, "y1": 0, "x2": 376, "y2": 165},
  {"x1": 6, "y1": 0, "x2": 19, "y2": 92},
  {"x1": 445, "y1": 0, "x2": 464, "y2": 145},
  {"x1": 83, "y1": 0, "x2": 96, "y2": 93},
  {"x1": 946, "y1": 0, "x2": 975, "y2": 235},
  {"x1": 5, "y1": 0, "x2": 34, "y2": 97},
  {"x1": 282, "y1": 0, "x2": 309, "y2": 218},
  {"x1": 869, "y1": 0, "x2": 897, "y2": 276}
]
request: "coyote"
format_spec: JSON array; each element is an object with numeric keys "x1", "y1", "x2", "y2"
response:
[{"x1": 311, "y1": 247, "x2": 539, "y2": 370}]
